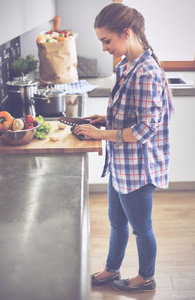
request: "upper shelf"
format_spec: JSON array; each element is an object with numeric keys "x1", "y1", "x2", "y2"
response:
[{"x1": 0, "y1": 0, "x2": 56, "y2": 45}]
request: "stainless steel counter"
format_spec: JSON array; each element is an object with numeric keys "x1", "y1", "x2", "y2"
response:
[{"x1": 0, "y1": 153, "x2": 90, "y2": 300}]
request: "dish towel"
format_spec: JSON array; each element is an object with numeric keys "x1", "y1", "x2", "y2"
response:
[{"x1": 54, "y1": 80, "x2": 98, "y2": 95}]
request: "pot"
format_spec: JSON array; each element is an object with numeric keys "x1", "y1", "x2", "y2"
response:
[
  {"x1": 32, "y1": 86, "x2": 66, "y2": 117},
  {"x1": 6, "y1": 79, "x2": 38, "y2": 118}
]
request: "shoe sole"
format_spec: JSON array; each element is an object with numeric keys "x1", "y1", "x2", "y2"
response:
[
  {"x1": 93, "y1": 281, "x2": 114, "y2": 286},
  {"x1": 112, "y1": 285, "x2": 156, "y2": 292}
]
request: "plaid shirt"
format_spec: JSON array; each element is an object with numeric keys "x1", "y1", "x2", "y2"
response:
[{"x1": 102, "y1": 48, "x2": 170, "y2": 194}]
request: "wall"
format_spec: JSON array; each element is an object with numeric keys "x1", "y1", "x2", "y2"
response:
[
  {"x1": 1, "y1": 1, "x2": 194, "y2": 78},
  {"x1": 123, "y1": 0, "x2": 195, "y2": 61},
  {"x1": 56, "y1": 0, "x2": 113, "y2": 77},
  {"x1": 55, "y1": 0, "x2": 195, "y2": 77},
  {"x1": 20, "y1": 21, "x2": 53, "y2": 61}
]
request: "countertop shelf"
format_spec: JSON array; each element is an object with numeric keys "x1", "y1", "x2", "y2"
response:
[{"x1": 86, "y1": 72, "x2": 195, "y2": 97}]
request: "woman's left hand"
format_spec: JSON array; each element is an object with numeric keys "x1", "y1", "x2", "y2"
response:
[{"x1": 74, "y1": 124, "x2": 101, "y2": 140}]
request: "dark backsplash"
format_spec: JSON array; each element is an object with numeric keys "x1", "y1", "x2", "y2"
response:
[{"x1": 0, "y1": 37, "x2": 21, "y2": 108}]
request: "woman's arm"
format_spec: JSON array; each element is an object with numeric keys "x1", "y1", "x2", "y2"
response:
[
  {"x1": 101, "y1": 127, "x2": 137, "y2": 142},
  {"x1": 74, "y1": 124, "x2": 137, "y2": 142}
]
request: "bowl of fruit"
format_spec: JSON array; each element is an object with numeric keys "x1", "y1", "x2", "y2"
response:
[{"x1": 0, "y1": 112, "x2": 40, "y2": 146}]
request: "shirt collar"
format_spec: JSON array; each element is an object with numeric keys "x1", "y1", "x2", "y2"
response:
[{"x1": 116, "y1": 48, "x2": 152, "y2": 77}]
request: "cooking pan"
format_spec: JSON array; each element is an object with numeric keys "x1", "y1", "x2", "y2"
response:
[
  {"x1": 32, "y1": 85, "x2": 66, "y2": 117},
  {"x1": 6, "y1": 79, "x2": 38, "y2": 118}
]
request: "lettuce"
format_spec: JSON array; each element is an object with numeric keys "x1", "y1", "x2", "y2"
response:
[{"x1": 33, "y1": 115, "x2": 52, "y2": 140}]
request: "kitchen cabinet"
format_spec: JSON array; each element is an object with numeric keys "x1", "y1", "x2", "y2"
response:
[
  {"x1": 0, "y1": 153, "x2": 89, "y2": 300},
  {"x1": 87, "y1": 97, "x2": 109, "y2": 191},
  {"x1": 0, "y1": 124, "x2": 102, "y2": 300},
  {"x1": 169, "y1": 95, "x2": 195, "y2": 183},
  {"x1": 0, "y1": 0, "x2": 56, "y2": 45}
]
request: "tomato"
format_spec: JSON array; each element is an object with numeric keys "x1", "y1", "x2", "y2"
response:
[
  {"x1": 26, "y1": 115, "x2": 34, "y2": 123},
  {"x1": 24, "y1": 120, "x2": 34, "y2": 129},
  {"x1": 26, "y1": 124, "x2": 34, "y2": 129}
]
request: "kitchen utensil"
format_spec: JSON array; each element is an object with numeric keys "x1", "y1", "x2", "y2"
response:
[
  {"x1": 58, "y1": 117, "x2": 105, "y2": 127},
  {"x1": 32, "y1": 83, "x2": 66, "y2": 117},
  {"x1": 6, "y1": 79, "x2": 38, "y2": 118},
  {"x1": 0, "y1": 121, "x2": 40, "y2": 146}
]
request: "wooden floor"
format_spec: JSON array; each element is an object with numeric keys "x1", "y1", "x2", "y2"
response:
[{"x1": 89, "y1": 190, "x2": 195, "y2": 300}]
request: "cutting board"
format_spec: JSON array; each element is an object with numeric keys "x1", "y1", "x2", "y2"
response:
[{"x1": 0, "y1": 121, "x2": 102, "y2": 155}]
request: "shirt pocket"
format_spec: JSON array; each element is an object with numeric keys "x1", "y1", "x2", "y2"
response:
[{"x1": 112, "y1": 93, "x2": 136, "y2": 128}]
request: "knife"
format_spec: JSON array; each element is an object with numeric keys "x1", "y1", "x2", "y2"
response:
[{"x1": 58, "y1": 117, "x2": 105, "y2": 127}]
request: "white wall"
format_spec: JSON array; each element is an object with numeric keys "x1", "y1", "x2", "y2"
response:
[
  {"x1": 1, "y1": 1, "x2": 194, "y2": 76},
  {"x1": 0, "y1": 0, "x2": 56, "y2": 46},
  {"x1": 56, "y1": 0, "x2": 195, "y2": 76},
  {"x1": 20, "y1": 21, "x2": 53, "y2": 60},
  {"x1": 56, "y1": 0, "x2": 113, "y2": 77},
  {"x1": 123, "y1": 0, "x2": 195, "y2": 61}
]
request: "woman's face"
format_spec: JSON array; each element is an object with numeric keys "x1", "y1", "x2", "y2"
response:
[{"x1": 95, "y1": 27, "x2": 128, "y2": 58}]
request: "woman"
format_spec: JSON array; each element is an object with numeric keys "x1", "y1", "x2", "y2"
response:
[{"x1": 74, "y1": 3, "x2": 173, "y2": 292}]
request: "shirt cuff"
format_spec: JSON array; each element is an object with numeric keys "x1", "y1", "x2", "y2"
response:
[{"x1": 131, "y1": 122, "x2": 157, "y2": 143}]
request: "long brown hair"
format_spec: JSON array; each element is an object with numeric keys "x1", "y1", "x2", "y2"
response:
[{"x1": 94, "y1": 3, "x2": 174, "y2": 115}]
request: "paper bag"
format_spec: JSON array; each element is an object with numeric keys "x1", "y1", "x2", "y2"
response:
[{"x1": 38, "y1": 37, "x2": 78, "y2": 85}]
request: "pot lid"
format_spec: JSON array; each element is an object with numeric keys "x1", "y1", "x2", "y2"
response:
[
  {"x1": 34, "y1": 88, "x2": 66, "y2": 97},
  {"x1": 6, "y1": 79, "x2": 38, "y2": 87}
]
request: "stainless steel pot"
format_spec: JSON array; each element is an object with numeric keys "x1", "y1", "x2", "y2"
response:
[
  {"x1": 32, "y1": 85, "x2": 66, "y2": 117},
  {"x1": 6, "y1": 79, "x2": 38, "y2": 118}
]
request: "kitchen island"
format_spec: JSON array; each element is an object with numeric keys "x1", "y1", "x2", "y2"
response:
[{"x1": 0, "y1": 122, "x2": 102, "y2": 300}]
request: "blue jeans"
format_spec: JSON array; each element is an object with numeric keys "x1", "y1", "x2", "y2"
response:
[{"x1": 105, "y1": 174, "x2": 157, "y2": 280}]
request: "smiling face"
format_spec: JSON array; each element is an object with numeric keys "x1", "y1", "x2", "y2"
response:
[{"x1": 95, "y1": 27, "x2": 128, "y2": 58}]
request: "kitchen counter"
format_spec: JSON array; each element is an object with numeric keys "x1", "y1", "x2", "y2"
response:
[
  {"x1": 0, "y1": 121, "x2": 102, "y2": 155},
  {"x1": 0, "y1": 124, "x2": 102, "y2": 300},
  {"x1": 86, "y1": 72, "x2": 195, "y2": 97}
]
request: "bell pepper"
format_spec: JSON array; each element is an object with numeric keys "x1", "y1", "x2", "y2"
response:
[
  {"x1": 56, "y1": 36, "x2": 66, "y2": 42},
  {"x1": 0, "y1": 111, "x2": 13, "y2": 130}
]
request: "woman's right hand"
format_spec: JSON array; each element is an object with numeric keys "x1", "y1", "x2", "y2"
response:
[{"x1": 83, "y1": 114, "x2": 106, "y2": 126}]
